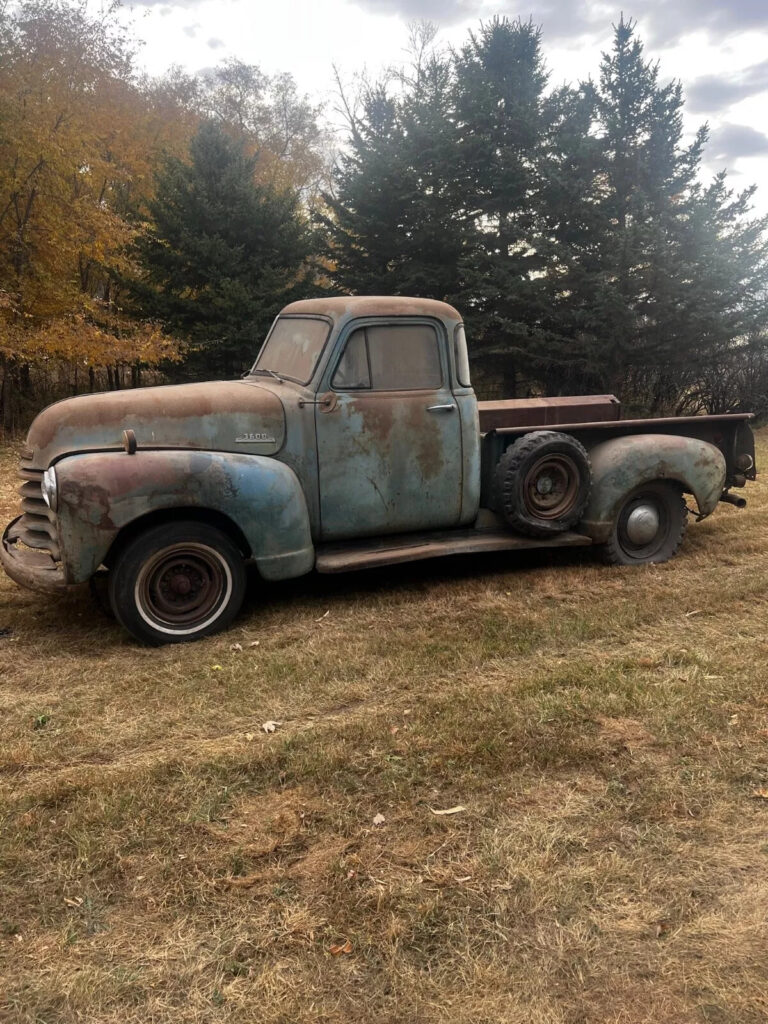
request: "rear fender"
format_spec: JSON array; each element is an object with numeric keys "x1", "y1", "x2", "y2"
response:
[
  {"x1": 54, "y1": 450, "x2": 314, "y2": 583},
  {"x1": 580, "y1": 434, "x2": 726, "y2": 542}
]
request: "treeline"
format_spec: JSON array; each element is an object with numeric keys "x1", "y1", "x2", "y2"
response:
[
  {"x1": 1, "y1": 2, "x2": 767, "y2": 432},
  {"x1": 0, "y1": 0, "x2": 327, "y2": 428},
  {"x1": 322, "y1": 20, "x2": 768, "y2": 414}
]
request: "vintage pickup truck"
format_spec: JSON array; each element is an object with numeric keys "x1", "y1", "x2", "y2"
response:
[{"x1": 1, "y1": 296, "x2": 757, "y2": 644}]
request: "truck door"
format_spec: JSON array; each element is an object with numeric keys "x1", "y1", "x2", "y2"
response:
[{"x1": 315, "y1": 319, "x2": 463, "y2": 541}]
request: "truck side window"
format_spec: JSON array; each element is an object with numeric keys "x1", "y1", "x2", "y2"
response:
[
  {"x1": 367, "y1": 324, "x2": 441, "y2": 390},
  {"x1": 332, "y1": 328, "x2": 370, "y2": 389},
  {"x1": 333, "y1": 323, "x2": 442, "y2": 392}
]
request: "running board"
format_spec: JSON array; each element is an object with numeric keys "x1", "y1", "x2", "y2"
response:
[{"x1": 315, "y1": 528, "x2": 592, "y2": 574}]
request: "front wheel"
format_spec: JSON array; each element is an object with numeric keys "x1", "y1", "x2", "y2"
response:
[
  {"x1": 601, "y1": 481, "x2": 687, "y2": 566},
  {"x1": 108, "y1": 521, "x2": 247, "y2": 645}
]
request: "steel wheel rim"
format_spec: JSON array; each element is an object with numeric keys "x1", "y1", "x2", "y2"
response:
[
  {"x1": 523, "y1": 454, "x2": 581, "y2": 519},
  {"x1": 134, "y1": 542, "x2": 233, "y2": 635},
  {"x1": 617, "y1": 494, "x2": 669, "y2": 560}
]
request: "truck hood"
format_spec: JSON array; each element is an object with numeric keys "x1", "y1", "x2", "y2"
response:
[{"x1": 26, "y1": 380, "x2": 286, "y2": 468}]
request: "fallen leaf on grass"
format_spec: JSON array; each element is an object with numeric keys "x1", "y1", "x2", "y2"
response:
[
  {"x1": 372, "y1": 813, "x2": 386, "y2": 826},
  {"x1": 211, "y1": 665, "x2": 223, "y2": 671},
  {"x1": 245, "y1": 732, "x2": 256, "y2": 741},
  {"x1": 430, "y1": 805, "x2": 467, "y2": 816},
  {"x1": 262, "y1": 720, "x2": 282, "y2": 734},
  {"x1": 249, "y1": 640, "x2": 260, "y2": 648},
  {"x1": 329, "y1": 939, "x2": 352, "y2": 955},
  {"x1": 752, "y1": 788, "x2": 768, "y2": 799},
  {"x1": 230, "y1": 642, "x2": 243, "y2": 652},
  {"x1": 729, "y1": 714, "x2": 739, "y2": 726}
]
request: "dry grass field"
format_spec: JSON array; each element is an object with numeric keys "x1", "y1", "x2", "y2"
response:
[{"x1": 1, "y1": 434, "x2": 768, "y2": 1023}]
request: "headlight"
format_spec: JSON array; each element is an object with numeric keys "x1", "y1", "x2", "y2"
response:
[{"x1": 41, "y1": 466, "x2": 58, "y2": 511}]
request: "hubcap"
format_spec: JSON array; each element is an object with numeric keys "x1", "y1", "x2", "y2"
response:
[
  {"x1": 135, "y1": 543, "x2": 232, "y2": 634},
  {"x1": 625, "y1": 504, "x2": 660, "y2": 545}
]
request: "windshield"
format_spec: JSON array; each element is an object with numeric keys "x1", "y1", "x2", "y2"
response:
[{"x1": 252, "y1": 316, "x2": 331, "y2": 384}]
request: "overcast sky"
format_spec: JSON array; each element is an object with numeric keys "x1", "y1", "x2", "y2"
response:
[{"x1": 120, "y1": 0, "x2": 768, "y2": 213}]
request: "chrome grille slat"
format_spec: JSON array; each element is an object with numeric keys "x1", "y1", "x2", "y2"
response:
[
  {"x1": 13, "y1": 461, "x2": 61, "y2": 561},
  {"x1": 21, "y1": 499, "x2": 53, "y2": 518}
]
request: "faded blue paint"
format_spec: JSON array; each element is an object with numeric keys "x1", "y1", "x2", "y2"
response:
[
  {"x1": 455, "y1": 390, "x2": 481, "y2": 525},
  {"x1": 312, "y1": 316, "x2": 465, "y2": 540},
  {"x1": 54, "y1": 449, "x2": 314, "y2": 583},
  {"x1": 26, "y1": 380, "x2": 286, "y2": 467},
  {"x1": 580, "y1": 434, "x2": 727, "y2": 542}
]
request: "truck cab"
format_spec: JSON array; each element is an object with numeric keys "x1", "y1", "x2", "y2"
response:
[
  {"x1": 1, "y1": 296, "x2": 756, "y2": 645},
  {"x1": 252, "y1": 297, "x2": 479, "y2": 539}
]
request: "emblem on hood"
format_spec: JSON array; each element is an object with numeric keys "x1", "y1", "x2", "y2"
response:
[{"x1": 236, "y1": 433, "x2": 276, "y2": 443}]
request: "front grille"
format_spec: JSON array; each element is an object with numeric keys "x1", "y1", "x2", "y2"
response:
[{"x1": 14, "y1": 457, "x2": 61, "y2": 560}]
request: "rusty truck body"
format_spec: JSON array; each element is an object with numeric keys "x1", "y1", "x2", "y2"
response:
[{"x1": 1, "y1": 296, "x2": 756, "y2": 644}]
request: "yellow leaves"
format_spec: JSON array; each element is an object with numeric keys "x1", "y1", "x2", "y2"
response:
[
  {"x1": 0, "y1": 3, "x2": 195, "y2": 372},
  {"x1": 1, "y1": 311, "x2": 183, "y2": 368}
]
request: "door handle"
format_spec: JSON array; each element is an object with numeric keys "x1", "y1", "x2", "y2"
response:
[{"x1": 426, "y1": 403, "x2": 456, "y2": 413}]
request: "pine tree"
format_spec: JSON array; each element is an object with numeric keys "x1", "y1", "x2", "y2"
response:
[
  {"x1": 449, "y1": 18, "x2": 553, "y2": 395},
  {"x1": 130, "y1": 120, "x2": 316, "y2": 378},
  {"x1": 557, "y1": 18, "x2": 768, "y2": 409},
  {"x1": 319, "y1": 34, "x2": 466, "y2": 300},
  {"x1": 319, "y1": 83, "x2": 412, "y2": 293}
]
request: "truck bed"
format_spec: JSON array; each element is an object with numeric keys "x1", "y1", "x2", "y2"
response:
[{"x1": 477, "y1": 394, "x2": 620, "y2": 432}]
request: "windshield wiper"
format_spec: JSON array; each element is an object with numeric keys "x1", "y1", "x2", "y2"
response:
[{"x1": 252, "y1": 368, "x2": 287, "y2": 381}]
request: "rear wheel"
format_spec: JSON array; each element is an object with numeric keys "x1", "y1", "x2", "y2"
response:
[
  {"x1": 108, "y1": 521, "x2": 247, "y2": 645},
  {"x1": 601, "y1": 481, "x2": 687, "y2": 566}
]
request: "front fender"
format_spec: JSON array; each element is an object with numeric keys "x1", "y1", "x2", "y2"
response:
[
  {"x1": 54, "y1": 450, "x2": 314, "y2": 583},
  {"x1": 580, "y1": 434, "x2": 726, "y2": 543}
]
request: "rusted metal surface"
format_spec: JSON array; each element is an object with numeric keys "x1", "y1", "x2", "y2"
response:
[
  {"x1": 311, "y1": 311, "x2": 475, "y2": 540},
  {"x1": 494, "y1": 412, "x2": 753, "y2": 436},
  {"x1": 478, "y1": 395, "x2": 620, "y2": 432},
  {"x1": 53, "y1": 450, "x2": 314, "y2": 584},
  {"x1": 26, "y1": 380, "x2": 286, "y2": 469},
  {"x1": 313, "y1": 387, "x2": 465, "y2": 540},
  {"x1": 316, "y1": 526, "x2": 592, "y2": 573},
  {"x1": 10, "y1": 458, "x2": 60, "y2": 558},
  {"x1": 1, "y1": 517, "x2": 69, "y2": 593},
  {"x1": 579, "y1": 434, "x2": 727, "y2": 543},
  {"x1": 281, "y1": 296, "x2": 463, "y2": 322},
  {"x1": 483, "y1": 412, "x2": 756, "y2": 501}
]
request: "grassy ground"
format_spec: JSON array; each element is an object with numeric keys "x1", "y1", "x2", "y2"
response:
[{"x1": 1, "y1": 436, "x2": 768, "y2": 1024}]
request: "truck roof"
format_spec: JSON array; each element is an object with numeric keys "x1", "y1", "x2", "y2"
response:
[{"x1": 280, "y1": 295, "x2": 462, "y2": 321}]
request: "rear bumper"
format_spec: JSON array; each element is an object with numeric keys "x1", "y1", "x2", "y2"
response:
[{"x1": 1, "y1": 516, "x2": 70, "y2": 594}]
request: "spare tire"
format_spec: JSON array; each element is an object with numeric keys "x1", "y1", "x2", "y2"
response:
[{"x1": 494, "y1": 430, "x2": 592, "y2": 537}]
